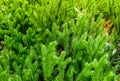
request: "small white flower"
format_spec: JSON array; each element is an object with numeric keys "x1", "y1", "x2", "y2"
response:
[
  {"x1": 112, "y1": 48, "x2": 117, "y2": 55},
  {"x1": 106, "y1": 42, "x2": 111, "y2": 47}
]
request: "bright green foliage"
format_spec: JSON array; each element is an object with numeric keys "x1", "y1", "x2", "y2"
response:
[
  {"x1": 72, "y1": 33, "x2": 113, "y2": 81},
  {"x1": 0, "y1": 0, "x2": 120, "y2": 81},
  {"x1": 41, "y1": 41, "x2": 71, "y2": 81}
]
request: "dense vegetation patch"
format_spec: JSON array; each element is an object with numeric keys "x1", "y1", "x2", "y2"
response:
[{"x1": 0, "y1": 0, "x2": 120, "y2": 81}]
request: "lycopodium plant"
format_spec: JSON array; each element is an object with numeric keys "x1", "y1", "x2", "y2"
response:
[
  {"x1": 41, "y1": 41, "x2": 71, "y2": 81},
  {"x1": 0, "y1": 0, "x2": 119, "y2": 81}
]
